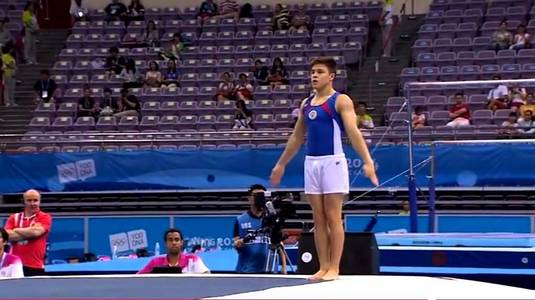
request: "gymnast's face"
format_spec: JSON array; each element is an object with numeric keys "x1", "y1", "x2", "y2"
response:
[
  {"x1": 166, "y1": 232, "x2": 183, "y2": 255},
  {"x1": 310, "y1": 64, "x2": 334, "y2": 90}
]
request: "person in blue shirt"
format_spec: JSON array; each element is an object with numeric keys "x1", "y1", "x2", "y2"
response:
[
  {"x1": 270, "y1": 57, "x2": 378, "y2": 281},
  {"x1": 234, "y1": 184, "x2": 286, "y2": 274}
]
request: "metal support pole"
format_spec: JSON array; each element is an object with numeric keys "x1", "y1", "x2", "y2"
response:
[
  {"x1": 405, "y1": 85, "x2": 418, "y2": 233},
  {"x1": 427, "y1": 143, "x2": 437, "y2": 232}
]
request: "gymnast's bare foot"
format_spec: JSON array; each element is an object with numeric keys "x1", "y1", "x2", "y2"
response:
[
  {"x1": 308, "y1": 269, "x2": 328, "y2": 281},
  {"x1": 322, "y1": 269, "x2": 340, "y2": 281}
]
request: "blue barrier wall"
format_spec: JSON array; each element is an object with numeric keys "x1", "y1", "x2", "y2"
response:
[
  {"x1": 345, "y1": 215, "x2": 533, "y2": 234},
  {"x1": 1, "y1": 144, "x2": 534, "y2": 193},
  {"x1": 0, "y1": 214, "x2": 525, "y2": 262}
]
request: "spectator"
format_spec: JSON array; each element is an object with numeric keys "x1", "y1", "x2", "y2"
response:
[
  {"x1": 105, "y1": 0, "x2": 128, "y2": 22},
  {"x1": 267, "y1": 57, "x2": 289, "y2": 87},
  {"x1": 144, "y1": 60, "x2": 162, "y2": 88},
  {"x1": 22, "y1": 2, "x2": 39, "y2": 64},
  {"x1": 233, "y1": 99, "x2": 254, "y2": 130},
  {"x1": 120, "y1": 58, "x2": 143, "y2": 89},
  {"x1": 398, "y1": 200, "x2": 410, "y2": 215},
  {"x1": 217, "y1": 0, "x2": 240, "y2": 20},
  {"x1": 2, "y1": 45, "x2": 17, "y2": 106},
  {"x1": 380, "y1": 0, "x2": 394, "y2": 57},
  {"x1": 356, "y1": 103, "x2": 374, "y2": 129},
  {"x1": 511, "y1": 24, "x2": 530, "y2": 50},
  {"x1": 127, "y1": 0, "x2": 145, "y2": 22},
  {"x1": 105, "y1": 46, "x2": 128, "y2": 78},
  {"x1": 0, "y1": 228, "x2": 24, "y2": 278},
  {"x1": 412, "y1": 105, "x2": 427, "y2": 128},
  {"x1": 197, "y1": 0, "x2": 218, "y2": 24},
  {"x1": 252, "y1": 59, "x2": 269, "y2": 85},
  {"x1": 446, "y1": 93, "x2": 471, "y2": 128},
  {"x1": 487, "y1": 75, "x2": 509, "y2": 111},
  {"x1": 0, "y1": 19, "x2": 13, "y2": 49},
  {"x1": 99, "y1": 87, "x2": 119, "y2": 116},
  {"x1": 500, "y1": 112, "x2": 518, "y2": 134},
  {"x1": 162, "y1": 59, "x2": 181, "y2": 88},
  {"x1": 4, "y1": 189, "x2": 52, "y2": 276},
  {"x1": 234, "y1": 73, "x2": 253, "y2": 101},
  {"x1": 161, "y1": 33, "x2": 184, "y2": 61},
  {"x1": 492, "y1": 20, "x2": 513, "y2": 51},
  {"x1": 509, "y1": 91, "x2": 526, "y2": 113},
  {"x1": 33, "y1": 69, "x2": 57, "y2": 104},
  {"x1": 289, "y1": 3, "x2": 310, "y2": 32},
  {"x1": 239, "y1": 3, "x2": 254, "y2": 19},
  {"x1": 142, "y1": 20, "x2": 159, "y2": 47},
  {"x1": 215, "y1": 72, "x2": 235, "y2": 101},
  {"x1": 115, "y1": 89, "x2": 140, "y2": 117},
  {"x1": 516, "y1": 109, "x2": 535, "y2": 134},
  {"x1": 272, "y1": 4, "x2": 290, "y2": 30},
  {"x1": 137, "y1": 228, "x2": 209, "y2": 274},
  {"x1": 78, "y1": 86, "x2": 98, "y2": 118},
  {"x1": 70, "y1": 0, "x2": 89, "y2": 23}
]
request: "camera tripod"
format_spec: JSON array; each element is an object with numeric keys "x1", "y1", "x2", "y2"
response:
[{"x1": 264, "y1": 242, "x2": 295, "y2": 274}]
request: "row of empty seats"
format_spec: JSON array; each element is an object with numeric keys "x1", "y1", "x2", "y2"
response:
[
  {"x1": 424, "y1": 6, "x2": 535, "y2": 25},
  {"x1": 385, "y1": 95, "x2": 521, "y2": 114}
]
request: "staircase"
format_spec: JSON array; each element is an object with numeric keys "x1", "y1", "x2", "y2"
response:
[
  {"x1": 0, "y1": 29, "x2": 69, "y2": 134},
  {"x1": 347, "y1": 15, "x2": 424, "y2": 124}
]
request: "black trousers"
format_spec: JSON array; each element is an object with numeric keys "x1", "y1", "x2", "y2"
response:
[{"x1": 23, "y1": 266, "x2": 45, "y2": 276}]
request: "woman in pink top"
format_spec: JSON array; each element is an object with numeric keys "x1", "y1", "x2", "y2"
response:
[
  {"x1": 0, "y1": 228, "x2": 24, "y2": 278},
  {"x1": 138, "y1": 228, "x2": 209, "y2": 274}
]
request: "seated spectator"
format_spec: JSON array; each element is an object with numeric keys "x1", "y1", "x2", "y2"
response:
[
  {"x1": 162, "y1": 60, "x2": 181, "y2": 88},
  {"x1": 412, "y1": 105, "x2": 427, "y2": 128},
  {"x1": 105, "y1": 46, "x2": 128, "y2": 78},
  {"x1": 33, "y1": 69, "x2": 57, "y2": 104},
  {"x1": 509, "y1": 91, "x2": 526, "y2": 113},
  {"x1": 104, "y1": 0, "x2": 128, "y2": 22},
  {"x1": 78, "y1": 86, "x2": 98, "y2": 118},
  {"x1": 138, "y1": 228, "x2": 209, "y2": 274},
  {"x1": 500, "y1": 112, "x2": 518, "y2": 134},
  {"x1": 487, "y1": 75, "x2": 509, "y2": 111},
  {"x1": 120, "y1": 58, "x2": 143, "y2": 89},
  {"x1": 142, "y1": 20, "x2": 159, "y2": 47},
  {"x1": 144, "y1": 61, "x2": 162, "y2": 88},
  {"x1": 197, "y1": 0, "x2": 218, "y2": 24},
  {"x1": 272, "y1": 3, "x2": 290, "y2": 31},
  {"x1": 160, "y1": 33, "x2": 184, "y2": 61},
  {"x1": 511, "y1": 24, "x2": 530, "y2": 50},
  {"x1": 252, "y1": 59, "x2": 269, "y2": 85},
  {"x1": 233, "y1": 99, "x2": 254, "y2": 130},
  {"x1": 127, "y1": 0, "x2": 145, "y2": 22},
  {"x1": 0, "y1": 228, "x2": 23, "y2": 278},
  {"x1": 446, "y1": 93, "x2": 471, "y2": 128},
  {"x1": 217, "y1": 0, "x2": 240, "y2": 20},
  {"x1": 356, "y1": 103, "x2": 374, "y2": 129},
  {"x1": 289, "y1": 3, "x2": 310, "y2": 32},
  {"x1": 239, "y1": 3, "x2": 254, "y2": 19},
  {"x1": 267, "y1": 57, "x2": 289, "y2": 87},
  {"x1": 70, "y1": 0, "x2": 89, "y2": 23},
  {"x1": 516, "y1": 109, "x2": 535, "y2": 134},
  {"x1": 215, "y1": 72, "x2": 235, "y2": 101},
  {"x1": 234, "y1": 73, "x2": 253, "y2": 101},
  {"x1": 115, "y1": 89, "x2": 140, "y2": 117},
  {"x1": 99, "y1": 87, "x2": 120, "y2": 116},
  {"x1": 0, "y1": 19, "x2": 13, "y2": 49},
  {"x1": 492, "y1": 20, "x2": 513, "y2": 51},
  {"x1": 398, "y1": 200, "x2": 410, "y2": 216}
]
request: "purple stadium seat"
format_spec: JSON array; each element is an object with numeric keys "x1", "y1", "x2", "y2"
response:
[
  {"x1": 472, "y1": 109, "x2": 493, "y2": 125},
  {"x1": 34, "y1": 102, "x2": 56, "y2": 118},
  {"x1": 57, "y1": 103, "x2": 78, "y2": 117},
  {"x1": 29, "y1": 117, "x2": 50, "y2": 131},
  {"x1": 96, "y1": 116, "x2": 117, "y2": 131},
  {"x1": 50, "y1": 116, "x2": 73, "y2": 132},
  {"x1": 158, "y1": 116, "x2": 179, "y2": 131},
  {"x1": 73, "y1": 116, "x2": 95, "y2": 131}
]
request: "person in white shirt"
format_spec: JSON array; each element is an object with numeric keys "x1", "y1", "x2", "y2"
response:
[
  {"x1": 516, "y1": 110, "x2": 535, "y2": 134},
  {"x1": 380, "y1": 0, "x2": 394, "y2": 57},
  {"x1": 0, "y1": 228, "x2": 24, "y2": 278},
  {"x1": 487, "y1": 75, "x2": 509, "y2": 111}
]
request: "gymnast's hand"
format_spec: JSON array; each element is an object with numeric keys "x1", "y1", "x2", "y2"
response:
[
  {"x1": 269, "y1": 164, "x2": 285, "y2": 187},
  {"x1": 363, "y1": 162, "x2": 379, "y2": 186}
]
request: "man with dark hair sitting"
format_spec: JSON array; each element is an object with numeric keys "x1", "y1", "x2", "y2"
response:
[
  {"x1": 33, "y1": 69, "x2": 57, "y2": 104},
  {"x1": 137, "y1": 228, "x2": 210, "y2": 274}
]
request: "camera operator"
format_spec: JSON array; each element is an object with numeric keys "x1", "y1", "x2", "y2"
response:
[{"x1": 234, "y1": 184, "x2": 287, "y2": 274}]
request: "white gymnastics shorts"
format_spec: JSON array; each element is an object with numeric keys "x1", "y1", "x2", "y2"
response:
[{"x1": 304, "y1": 154, "x2": 349, "y2": 195}]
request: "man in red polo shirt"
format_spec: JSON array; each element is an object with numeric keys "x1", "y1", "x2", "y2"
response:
[{"x1": 5, "y1": 189, "x2": 52, "y2": 276}]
